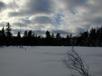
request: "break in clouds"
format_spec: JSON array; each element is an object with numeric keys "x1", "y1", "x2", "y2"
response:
[{"x1": 0, "y1": 0, "x2": 102, "y2": 34}]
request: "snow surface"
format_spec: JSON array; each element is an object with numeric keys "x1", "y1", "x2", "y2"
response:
[{"x1": 0, "y1": 46, "x2": 102, "y2": 76}]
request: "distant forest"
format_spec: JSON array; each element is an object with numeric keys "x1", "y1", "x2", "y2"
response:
[{"x1": 0, "y1": 22, "x2": 102, "y2": 46}]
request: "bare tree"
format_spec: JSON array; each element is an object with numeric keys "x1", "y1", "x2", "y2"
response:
[{"x1": 63, "y1": 47, "x2": 90, "y2": 76}]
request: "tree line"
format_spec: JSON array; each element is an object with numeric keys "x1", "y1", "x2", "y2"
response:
[{"x1": 0, "y1": 23, "x2": 102, "y2": 46}]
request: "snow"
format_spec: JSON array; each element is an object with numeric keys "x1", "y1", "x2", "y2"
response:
[{"x1": 0, "y1": 46, "x2": 102, "y2": 76}]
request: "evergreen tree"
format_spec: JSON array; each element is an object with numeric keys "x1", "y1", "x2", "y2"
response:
[
  {"x1": 28, "y1": 30, "x2": 33, "y2": 37},
  {"x1": 46, "y1": 31, "x2": 51, "y2": 38},
  {"x1": 1, "y1": 27, "x2": 5, "y2": 37},
  {"x1": 17, "y1": 31, "x2": 21, "y2": 38},
  {"x1": 23, "y1": 31, "x2": 28, "y2": 37},
  {"x1": 51, "y1": 33, "x2": 55, "y2": 38},
  {"x1": 56, "y1": 33, "x2": 61, "y2": 39},
  {"x1": 5, "y1": 23, "x2": 12, "y2": 37}
]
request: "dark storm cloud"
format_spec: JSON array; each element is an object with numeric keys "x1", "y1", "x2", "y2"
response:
[{"x1": 0, "y1": 1, "x2": 6, "y2": 11}]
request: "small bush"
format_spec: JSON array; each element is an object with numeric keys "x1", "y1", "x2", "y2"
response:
[{"x1": 63, "y1": 47, "x2": 90, "y2": 76}]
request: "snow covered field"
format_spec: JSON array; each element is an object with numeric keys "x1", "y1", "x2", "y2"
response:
[{"x1": 0, "y1": 46, "x2": 102, "y2": 76}]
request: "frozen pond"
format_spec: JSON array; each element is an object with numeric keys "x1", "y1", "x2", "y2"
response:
[{"x1": 0, "y1": 46, "x2": 102, "y2": 76}]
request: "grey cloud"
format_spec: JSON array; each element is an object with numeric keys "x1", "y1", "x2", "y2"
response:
[
  {"x1": 9, "y1": 12, "x2": 22, "y2": 17},
  {"x1": 33, "y1": 16, "x2": 51, "y2": 24},
  {"x1": 77, "y1": 27, "x2": 88, "y2": 33},
  {"x1": 0, "y1": 22, "x2": 6, "y2": 27},
  {"x1": 9, "y1": 0, "x2": 54, "y2": 17},
  {"x1": 83, "y1": 17, "x2": 102, "y2": 28},
  {"x1": 9, "y1": 11, "x2": 32, "y2": 17},
  {"x1": 62, "y1": 0, "x2": 88, "y2": 13},
  {"x1": 0, "y1": 1, "x2": 6, "y2": 11},
  {"x1": 20, "y1": 18, "x2": 31, "y2": 25},
  {"x1": 12, "y1": 18, "x2": 31, "y2": 27},
  {"x1": 13, "y1": 22, "x2": 27, "y2": 27},
  {"x1": 25, "y1": 0, "x2": 54, "y2": 14},
  {"x1": 2, "y1": 0, "x2": 102, "y2": 34},
  {"x1": 68, "y1": 0, "x2": 102, "y2": 32},
  {"x1": 91, "y1": 17, "x2": 102, "y2": 25},
  {"x1": 64, "y1": 0, "x2": 87, "y2": 6},
  {"x1": 77, "y1": 17, "x2": 102, "y2": 33}
]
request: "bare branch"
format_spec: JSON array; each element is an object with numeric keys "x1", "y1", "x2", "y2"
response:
[{"x1": 64, "y1": 47, "x2": 90, "y2": 76}]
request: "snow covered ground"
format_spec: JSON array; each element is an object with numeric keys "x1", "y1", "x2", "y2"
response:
[{"x1": 0, "y1": 46, "x2": 102, "y2": 76}]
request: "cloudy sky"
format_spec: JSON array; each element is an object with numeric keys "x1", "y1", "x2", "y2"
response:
[{"x1": 0, "y1": 0, "x2": 102, "y2": 34}]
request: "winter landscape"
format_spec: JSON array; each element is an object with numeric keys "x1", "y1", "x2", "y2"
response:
[
  {"x1": 0, "y1": 46, "x2": 102, "y2": 76},
  {"x1": 0, "y1": 0, "x2": 102, "y2": 76}
]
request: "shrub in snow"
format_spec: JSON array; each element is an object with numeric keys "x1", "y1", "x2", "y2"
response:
[{"x1": 64, "y1": 47, "x2": 91, "y2": 76}]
